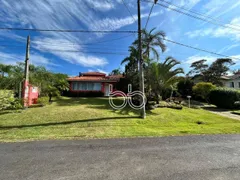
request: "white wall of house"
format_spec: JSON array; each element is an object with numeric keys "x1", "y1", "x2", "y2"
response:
[{"x1": 222, "y1": 79, "x2": 240, "y2": 89}]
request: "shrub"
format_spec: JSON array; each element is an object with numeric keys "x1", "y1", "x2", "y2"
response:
[
  {"x1": 193, "y1": 82, "x2": 216, "y2": 102},
  {"x1": 177, "y1": 79, "x2": 194, "y2": 98},
  {"x1": 209, "y1": 88, "x2": 240, "y2": 109},
  {"x1": 0, "y1": 90, "x2": 14, "y2": 111},
  {"x1": 37, "y1": 97, "x2": 49, "y2": 106}
]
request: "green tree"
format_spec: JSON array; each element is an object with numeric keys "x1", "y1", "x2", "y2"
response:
[
  {"x1": 149, "y1": 57, "x2": 184, "y2": 104},
  {"x1": 135, "y1": 28, "x2": 166, "y2": 60},
  {"x1": 177, "y1": 78, "x2": 194, "y2": 98},
  {"x1": 193, "y1": 82, "x2": 216, "y2": 102},
  {"x1": 110, "y1": 68, "x2": 122, "y2": 75}
]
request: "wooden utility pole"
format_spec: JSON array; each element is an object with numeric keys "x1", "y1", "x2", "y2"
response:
[
  {"x1": 23, "y1": 35, "x2": 30, "y2": 107},
  {"x1": 24, "y1": 35, "x2": 30, "y2": 82},
  {"x1": 137, "y1": 0, "x2": 146, "y2": 118}
]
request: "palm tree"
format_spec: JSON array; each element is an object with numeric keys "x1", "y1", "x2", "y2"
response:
[
  {"x1": 121, "y1": 46, "x2": 140, "y2": 90},
  {"x1": 133, "y1": 28, "x2": 166, "y2": 60},
  {"x1": 149, "y1": 56, "x2": 184, "y2": 104}
]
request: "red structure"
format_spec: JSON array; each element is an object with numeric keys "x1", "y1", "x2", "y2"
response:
[
  {"x1": 67, "y1": 72, "x2": 123, "y2": 96},
  {"x1": 22, "y1": 81, "x2": 39, "y2": 107}
]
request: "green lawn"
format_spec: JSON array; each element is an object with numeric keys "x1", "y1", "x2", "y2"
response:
[{"x1": 0, "y1": 97, "x2": 239, "y2": 142}]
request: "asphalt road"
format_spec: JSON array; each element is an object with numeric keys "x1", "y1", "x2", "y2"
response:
[{"x1": 1, "y1": 135, "x2": 240, "y2": 180}]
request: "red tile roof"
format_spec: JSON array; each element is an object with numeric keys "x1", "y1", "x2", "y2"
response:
[
  {"x1": 68, "y1": 72, "x2": 124, "y2": 82},
  {"x1": 81, "y1": 72, "x2": 106, "y2": 76}
]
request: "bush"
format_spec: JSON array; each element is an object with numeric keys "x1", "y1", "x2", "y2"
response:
[
  {"x1": 37, "y1": 97, "x2": 49, "y2": 106},
  {"x1": 67, "y1": 91, "x2": 104, "y2": 97},
  {"x1": 209, "y1": 88, "x2": 240, "y2": 109},
  {"x1": 193, "y1": 82, "x2": 216, "y2": 102},
  {"x1": 177, "y1": 79, "x2": 194, "y2": 98},
  {"x1": 0, "y1": 90, "x2": 14, "y2": 111}
]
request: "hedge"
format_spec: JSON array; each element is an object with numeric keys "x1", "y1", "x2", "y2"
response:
[{"x1": 209, "y1": 88, "x2": 240, "y2": 109}]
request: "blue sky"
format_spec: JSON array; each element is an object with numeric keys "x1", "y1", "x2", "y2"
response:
[{"x1": 0, "y1": 0, "x2": 240, "y2": 76}]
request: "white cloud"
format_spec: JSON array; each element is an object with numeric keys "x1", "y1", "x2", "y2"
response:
[
  {"x1": 185, "y1": 17, "x2": 240, "y2": 41},
  {"x1": 87, "y1": 0, "x2": 115, "y2": 11},
  {"x1": 203, "y1": 0, "x2": 240, "y2": 17},
  {"x1": 90, "y1": 12, "x2": 162, "y2": 31},
  {"x1": 32, "y1": 37, "x2": 108, "y2": 67},
  {"x1": 97, "y1": 69, "x2": 108, "y2": 75},
  {"x1": 186, "y1": 55, "x2": 216, "y2": 65},
  {"x1": 218, "y1": 44, "x2": 239, "y2": 53},
  {"x1": 0, "y1": 51, "x2": 57, "y2": 67}
]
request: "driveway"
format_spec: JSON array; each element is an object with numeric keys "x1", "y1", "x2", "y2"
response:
[
  {"x1": 1, "y1": 135, "x2": 240, "y2": 180},
  {"x1": 203, "y1": 107, "x2": 240, "y2": 120}
]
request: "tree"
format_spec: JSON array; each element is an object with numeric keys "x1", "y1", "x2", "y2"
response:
[
  {"x1": 177, "y1": 78, "x2": 194, "y2": 98},
  {"x1": 121, "y1": 46, "x2": 139, "y2": 91},
  {"x1": 207, "y1": 58, "x2": 234, "y2": 85},
  {"x1": 188, "y1": 58, "x2": 234, "y2": 86},
  {"x1": 0, "y1": 62, "x2": 69, "y2": 102},
  {"x1": 136, "y1": 28, "x2": 166, "y2": 60},
  {"x1": 149, "y1": 57, "x2": 184, "y2": 103},
  {"x1": 0, "y1": 64, "x2": 12, "y2": 78},
  {"x1": 110, "y1": 68, "x2": 122, "y2": 75},
  {"x1": 187, "y1": 60, "x2": 208, "y2": 78}
]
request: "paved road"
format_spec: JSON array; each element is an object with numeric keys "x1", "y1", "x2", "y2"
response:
[{"x1": 1, "y1": 135, "x2": 240, "y2": 180}]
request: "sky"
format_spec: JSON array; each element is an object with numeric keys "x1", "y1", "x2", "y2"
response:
[{"x1": 0, "y1": 0, "x2": 240, "y2": 76}]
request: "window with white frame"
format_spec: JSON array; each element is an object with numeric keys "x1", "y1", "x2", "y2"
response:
[{"x1": 72, "y1": 82, "x2": 101, "y2": 91}]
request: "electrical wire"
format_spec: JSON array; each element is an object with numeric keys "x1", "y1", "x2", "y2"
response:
[
  {"x1": 145, "y1": 3, "x2": 155, "y2": 29},
  {"x1": 161, "y1": 37, "x2": 240, "y2": 61},
  {"x1": 121, "y1": 0, "x2": 137, "y2": 22},
  {"x1": 158, "y1": 0, "x2": 240, "y2": 29},
  {"x1": 141, "y1": 0, "x2": 240, "y2": 32},
  {"x1": 0, "y1": 27, "x2": 137, "y2": 33}
]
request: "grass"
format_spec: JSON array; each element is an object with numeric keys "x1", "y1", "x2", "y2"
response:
[{"x1": 0, "y1": 97, "x2": 239, "y2": 142}]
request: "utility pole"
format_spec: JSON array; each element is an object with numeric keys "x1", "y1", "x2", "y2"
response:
[
  {"x1": 23, "y1": 35, "x2": 30, "y2": 108},
  {"x1": 137, "y1": 0, "x2": 146, "y2": 118}
]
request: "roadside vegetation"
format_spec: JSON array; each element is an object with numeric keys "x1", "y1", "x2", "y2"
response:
[
  {"x1": 0, "y1": 28, "x2": 239, "y2": 142},
  {"x1": 0, "y1": 97, "x2": 239, "y2": 142}
]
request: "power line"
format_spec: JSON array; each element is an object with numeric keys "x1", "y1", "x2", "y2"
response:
[
  {"x1": 141, "y1": 0, "x2": 240, "y2": 32},
  {"x1": 145, "y1": 3, "x2": 155, "y2": 29},
  {"x1": 162, "y1": 37, "x2": 240, "y2": 61},
  {"x1": 31, "y1": 34, "x2": 133, "y2": 46},
  {"x1": 121, "y1": 0, "x2": 136, "y2": 22},
  {"x1": 35, "y1": 49, "x2": 128, "y2": 55},
  {"x1": 0, "y1": 27, "x2": 137, "y2": 33},
  {"x1": 159, "y1": 0, "x2": 240, "y2": 29}
]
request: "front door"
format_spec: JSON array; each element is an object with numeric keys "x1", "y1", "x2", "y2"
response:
[{"x1": 104, "y1": 83, "x2": 110, "y2": 96}]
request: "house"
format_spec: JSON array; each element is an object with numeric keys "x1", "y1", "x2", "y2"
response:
[
  {"x1": 221, "y1": 72, "x2": 240, "y2": 89},
  {"x1": 67, "y1": 72, "x2": 123, "y2": 96}
]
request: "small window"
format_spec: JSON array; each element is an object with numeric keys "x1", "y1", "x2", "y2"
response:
[{"x1": 230, "y1": 82, "x2": 234, "y2": 88}]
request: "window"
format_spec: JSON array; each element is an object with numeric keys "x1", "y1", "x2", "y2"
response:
[
  {"x1": 239, "y1": 82, "x2": 240, "y2": 88},
  {"x1": 72, "y1": 82, "x2": 101, "y2": 91},
  {"x1": 230, "y1": 82, "x2": 234, "y2": 88}
]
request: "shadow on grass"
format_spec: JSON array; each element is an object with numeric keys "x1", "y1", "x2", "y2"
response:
[
  {"x1": 202, "y1": 106, "x2": 231, "y2": 112},
  {"x1": 0, "y1": 116, "x2": 140, "y2": 130}
]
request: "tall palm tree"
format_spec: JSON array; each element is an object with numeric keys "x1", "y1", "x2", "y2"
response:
[
  {"x1": 149, "y1": 56, "x2": 184, "y2": 104},
  {"x1": 133, "y1": 28, "x2": 166, "y2": 60}
]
